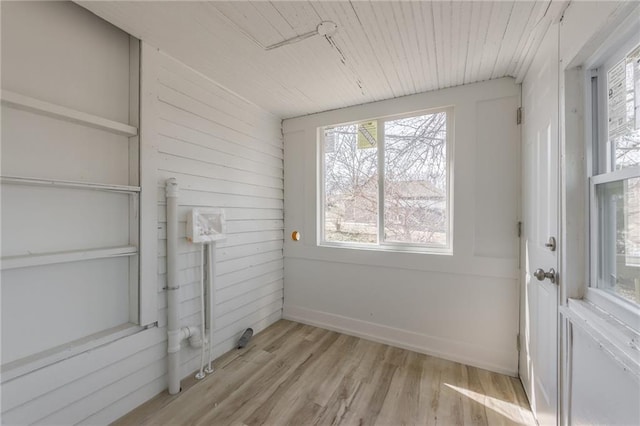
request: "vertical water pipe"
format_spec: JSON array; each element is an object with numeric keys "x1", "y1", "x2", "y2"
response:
[
  {"x1": 166, "y1": 178, "x2": 206, "y2": 393},
  {"x1": 166, "y1": 178, "x2": 182, "y2": 395},
  {"x1": 205, "y1": 242, "x2": 217, "y2": 373},
  {"x1": 195, "y1": 244, "x2": 207, "y2": 380}
]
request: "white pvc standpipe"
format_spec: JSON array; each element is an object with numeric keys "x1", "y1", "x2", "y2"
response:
[
  {"x1": 205, "y1": 242, "x2": 216, "y2": 373},
  {"x1": 166, "y1": 178, "x2": 211, "y2": 392},
  {"x1": 195, "y1": 244, "x2": 207, "y2": 380},
  {"x1": 165, "y1": 178, "x2": 181, "y2": 395}
]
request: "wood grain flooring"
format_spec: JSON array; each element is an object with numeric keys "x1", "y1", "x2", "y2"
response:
[{"x1": 113, "y1": 320, "x2": 535, "y2": 426}]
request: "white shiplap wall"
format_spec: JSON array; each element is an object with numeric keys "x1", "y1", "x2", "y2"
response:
[
  {"x1": 152, "y1": 48, "x2": 284, "y2": 382},
  {"x1": 1, "y1": 7, "x2": 283, "y2": 422}
]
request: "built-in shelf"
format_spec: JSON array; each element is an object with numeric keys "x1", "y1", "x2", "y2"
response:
[
  {"x1": 1, "y1": 175, "x2": 141, "y2": 194},
  {"x1": 1, "y1": 246, "x2": 138, "y2": 270},
  {"x1": 1, "y1": 90, "x2": 138, "y2": 137}
]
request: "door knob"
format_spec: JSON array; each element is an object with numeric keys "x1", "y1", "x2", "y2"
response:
[{"x1": 533, "y1": 268, "x2": 557, "y2": 284}]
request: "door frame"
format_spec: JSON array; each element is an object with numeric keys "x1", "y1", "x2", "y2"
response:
[{"x1": 518, "y1": 21, "x2": 563, "y2": 426}]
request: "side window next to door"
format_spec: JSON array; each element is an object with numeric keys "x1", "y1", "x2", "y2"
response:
[{"x1": 588, "y1": 35, "x2": 640, "y2": 323}]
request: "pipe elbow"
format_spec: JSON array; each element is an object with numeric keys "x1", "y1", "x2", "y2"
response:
[
  {"x1": 187, "y1": 326, "x2": 204, "y2": 348},
  {"x1": 168, "y1": 326, "x2": 202, "y2": 353}
]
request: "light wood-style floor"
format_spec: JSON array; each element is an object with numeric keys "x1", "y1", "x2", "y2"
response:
[{"x1": 114, "y1": 320, "x2": 534, "y2": 426}]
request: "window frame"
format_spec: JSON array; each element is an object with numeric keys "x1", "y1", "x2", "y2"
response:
[
  {"x1": 588, "y1": 169, "x2": 640, "y2": 328},
  {"x1": 318, "y1": 106, "x2": 454, "y2": 254},
  {"x1": 585, "y1": 21, "x2": 640, "y2": 330}
]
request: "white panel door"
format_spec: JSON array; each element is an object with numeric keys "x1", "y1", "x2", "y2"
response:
[{"x1": 520, "y1": 24, "x2": 559, "y2": 425}]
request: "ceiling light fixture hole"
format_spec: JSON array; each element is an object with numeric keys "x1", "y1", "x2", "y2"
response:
[{"x1": 317, "y1": 21, "x2": 338, "y2": 37}]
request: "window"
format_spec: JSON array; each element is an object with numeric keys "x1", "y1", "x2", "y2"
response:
[
  {"x1": 320, "y1": 108, "x2": 452, "y2": 252},
  {"x1": 589, "y1": 38, "x2": 640, "y2": 311}
]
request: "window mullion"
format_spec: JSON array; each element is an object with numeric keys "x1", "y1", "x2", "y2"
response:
[
  {"x1": 378, "y1": 119, "x2": 385, "y2": 244},
  {"x1": 319, "y1": 128, "x2": 326, "y2": 244}
]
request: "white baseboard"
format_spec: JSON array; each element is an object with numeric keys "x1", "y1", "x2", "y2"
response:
[{"x1": 284, "y1": 305, "x2": 517, "y2": 377}]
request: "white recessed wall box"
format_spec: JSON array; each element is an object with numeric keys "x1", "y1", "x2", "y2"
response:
[{"x1": 187, "y1": 208, "x2": 227, "y2": 243}]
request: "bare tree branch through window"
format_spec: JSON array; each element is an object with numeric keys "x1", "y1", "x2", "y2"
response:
[{"x1": 322, "y1": 110, "x2": 450, "y2": 248}]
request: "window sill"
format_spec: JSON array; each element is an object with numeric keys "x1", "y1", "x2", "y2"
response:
[
  {"x1": 318, "y1": 241, "x2": 453, "y2": 256},
  {"x1": 585, "y1": 288, "x2": 640, "y2": 332},
  {"x1": 0, "y1": 322, "x2": 149, "y2": 384},
  {"x1": 560, "y1": 298, "x2": 640, "y2": 377}
]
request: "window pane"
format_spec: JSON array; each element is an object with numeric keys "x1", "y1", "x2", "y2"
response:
[
  {"x1": 597, "y1": 177, "x2": 640, "y2": 304},
  {"x1": 383, "y1": 112, "x2": 448, "y2": 245},
  {"x1": 607, "y1": 44, "x2": 640, "y2": 170},
  {"x1": 323, "y1": 123, "x2": 378, "y2": 244}
]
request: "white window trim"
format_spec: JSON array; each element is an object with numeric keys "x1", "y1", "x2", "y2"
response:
[
  {"x1": 584, "y1": 288, "x2": 640, "y2": 332},
  {"x1": 137, "y1": 41, "x2": 159, "y2": 327},
  {"x1": 583, "y1": 13, "x2": 640, "y2": 333},
  {"x1": 560, "y1": 298, "x2": 640, "y2": 378},
  {"x1": 318, "y1": 107, "x2": 454, "y2": 254}
]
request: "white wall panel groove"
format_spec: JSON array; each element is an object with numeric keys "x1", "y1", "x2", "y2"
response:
[
  {"x1": 157, "y1": 119, "x2": 283, "y2": 168},
  {"x1": 152, "y1": 51, "x2": 283, "y2": 414},
  {"x1": 156, "y1": 152, "x2": 282, "y2": 188},
  {"x1": 156, "y1": 170, "x2": 283, "y2": 200},
  {"x1": 156, "y1": 187, "x2": 284, "y2": 210},
  {"x1": 156, "y1": 103, "x2": 283, "y2": 159},
  {"x1": 156, "y1": 135, "x2": 283, "y2": 178}
]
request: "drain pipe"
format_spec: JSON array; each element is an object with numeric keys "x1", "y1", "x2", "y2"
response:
[
  {"x1": 205, "y1": 242, "x2": 217, "y2": 373},
  {"x1": 166, "y1": 178, "x2": 182, "y2": 395},
  {"x1": 166, "y1": 178, "x2": 203, "y2": 394}
]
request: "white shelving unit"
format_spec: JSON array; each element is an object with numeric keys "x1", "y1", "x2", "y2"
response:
[
  {"x1": 1, "y1": 246, "x2": 138, "y2": 271},
  {"x1": 1, "y1": 90, "x2": 137, "y2": 136},
  {"x1": 0, "y1": 89, "x2": 141, "y2": 273},
  {"x1": 0, "y1": 176, "x2": 141, "y2": 194}
]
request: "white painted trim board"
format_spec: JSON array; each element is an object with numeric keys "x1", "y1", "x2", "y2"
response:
[
  {"x1": 284, "y1": 305, "x2": 518, "y2": 377},
  {"x1": 1, "y1": 90, "x2": 137, "y2": 136}
]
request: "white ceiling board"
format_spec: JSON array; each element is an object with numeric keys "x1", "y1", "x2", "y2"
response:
[
  {"x1": 402, "y1": 2, "x2": 428, "y2": 92},
  {"x1": 429, "y1": 2, "x2": 445, "y2": 90},
  {"x1": 468, "y1": 2, "x2": 493, "y2": 84},
  {"x1": 313, "y1": 1, "x2": 386, "y2": 100},
  {"x1": 440, "y1": 1, "x2": 454, "y2": 88},
  {"x1": 491, "y1": 1, "x2": 531, "y2": 80},
  {"x1": 212, "y1": 2, "x2": 290, "y2": 48},
  {"x1": 276, "y1": 1, "x2": 322, "y2": 37},
  {"x1": 508, "y1": 1, "x2": 549, "y2": 77},
  {"x1": 515, "y1": 1, "x2": 570, "y2": 82},
  {"x1": 78, "y1": 1, "x2": 566, "y2": 119},
  {"x1": 415, "y1": 2, "x2": 440, "y2": 92},
  {"x1": 481, "y1": 2, "x2": 512, "y2": 81}
]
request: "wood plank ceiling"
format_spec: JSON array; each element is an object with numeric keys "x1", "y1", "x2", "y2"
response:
[{"x1": 78, "y1": 1, "x2": 564, "y2": 119}]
